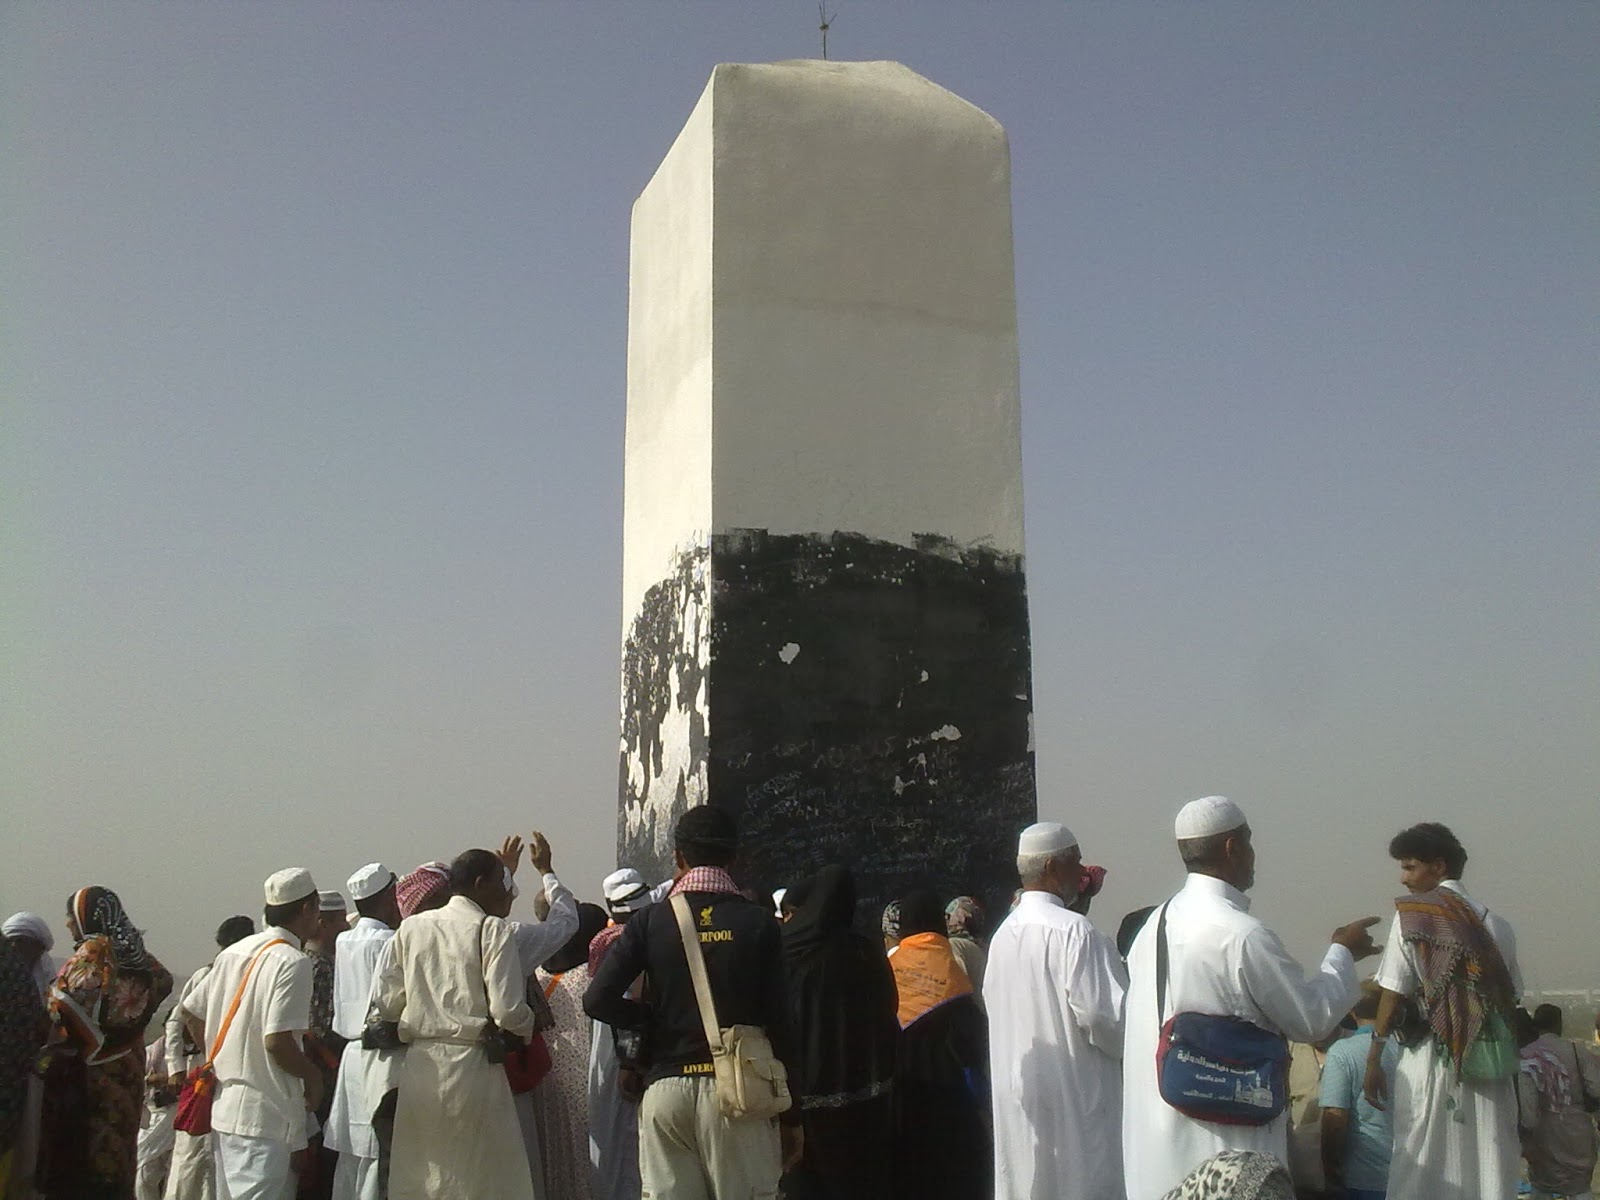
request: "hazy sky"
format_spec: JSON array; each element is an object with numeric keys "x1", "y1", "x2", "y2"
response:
[{"x1": 4, "y1": 3, "x2": 1595, "y2": 986}]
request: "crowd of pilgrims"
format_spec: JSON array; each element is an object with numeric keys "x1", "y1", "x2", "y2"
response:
[{"x1": 2, "y1": 798, "x2": 1597, "y2": 1200}]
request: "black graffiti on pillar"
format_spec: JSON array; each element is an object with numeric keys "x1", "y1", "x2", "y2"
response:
[
  {"x1": 706, "y1": 528, "x2": 1036, "y2": 930},
  {"x1": 617, "y1": 545, "x2": 709, "y2": 881}
]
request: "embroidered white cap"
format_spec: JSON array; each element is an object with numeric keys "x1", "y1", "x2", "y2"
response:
[
  {"x1": 264, "y1": 867, "x2": 317, "y2": 906},
  {"x1": 1174, "y1": 795, "x2": 1248, "y2": 840},
  {"x1": 317, "y1": 890, "x2": 346, "y2": 912},
  {"x1": 602, "y1": 869, "x2": 651, "y2": 913},
  {"x1": 1017, "y1": 821, "x2": 1078, "y2": 856},
  {"x1": 347, "y1": 863, "x2": 395, "y2": 903}
]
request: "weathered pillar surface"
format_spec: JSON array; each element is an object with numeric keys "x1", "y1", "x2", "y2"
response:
[{"x1": 619, "y1": 60, "x2": 1036, "y2": 919}]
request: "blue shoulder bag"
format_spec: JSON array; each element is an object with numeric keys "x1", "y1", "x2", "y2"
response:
[{"x1": 1155, "y1": 902, "x2": 1289, "y2": 1126}]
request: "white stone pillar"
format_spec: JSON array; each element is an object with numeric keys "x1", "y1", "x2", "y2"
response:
[{"x1": 619, "y1": 60, "x2": 1035, "y2": 916}]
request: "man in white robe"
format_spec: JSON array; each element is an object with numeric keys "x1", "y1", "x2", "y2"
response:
[
  {"x1": 164, "y1": 916, "x2": 256, "y2": 1200},
  {"x1": 369, "y1": 848, "x2": 537, "y2": 1200},
  {"x1": 1363, "y1": 822, "x2": 1522, "y2": 1200},
  {"x1": 987, "y1": 821, "x2": 1128, "y2": 1200},
  {"x1": 1122, "y1": 796, "x2": 1380, "y2": 1200},
  {"x1": 324, "y1": 865, "x2": 401, "y2": 1200}
]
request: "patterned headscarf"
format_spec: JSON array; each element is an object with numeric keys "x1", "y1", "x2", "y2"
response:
[
  {"x1": 397, "y1": 862, "x2": 451, "y2": 917},
  {"x1": 881, "y1": 900, "x2": 902, "y2": 944},
  {"x1": 69, "y1": 887, "x2": 150, "y2": 971},
  {"x1": 944, "y1": 896, "x2": 985, "y2": 940},
  {"x1": 1161, "y1": 1150, "x2": 1294, "y2": 1200}
]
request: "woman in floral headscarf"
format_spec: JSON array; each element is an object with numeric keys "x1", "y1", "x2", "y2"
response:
[
  {"x1": 38, "y1": 887, "x2": 171, "y2": 1200},
  {"x1": 943, "y1": 896, "x2": 988, "y2": 994}
]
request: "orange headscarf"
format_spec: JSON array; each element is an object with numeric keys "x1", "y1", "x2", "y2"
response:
[{"x1": 889, "y1": 932, "x2": 973, "y2": 1028}]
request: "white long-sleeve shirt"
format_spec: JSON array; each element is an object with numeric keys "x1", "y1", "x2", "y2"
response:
[
  {"x1": 987, "y1": 891, "x2": 1128, "y2": 1200},
  {"x1": 1122, "y1": 873, "x2": 1359, "y2": 1200},
  {"x1": 507, "y1": 871, "x2": 580, "y2": 979},
  {"x1": 166, "y1": 964, "x2": 211, "y2": 1078}
]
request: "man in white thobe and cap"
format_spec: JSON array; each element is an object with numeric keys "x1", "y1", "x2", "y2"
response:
[
  {"x1": 185, "y1": 868, "x2": 324, "y2": 1200},
  {"x1": 1122, "y1": 797, "x2": 1381, "y2": 1200},
  {"x1": 987, "y1": 821, "x2": 1128, "y2": 1200},
  {"x1": 324, "y1": 864, "x2": 402, "y2": 1200}
]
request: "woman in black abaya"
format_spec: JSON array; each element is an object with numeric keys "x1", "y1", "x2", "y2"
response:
[{"x1": 779, "y1": 865, "x2": 900, "y2": 1200}]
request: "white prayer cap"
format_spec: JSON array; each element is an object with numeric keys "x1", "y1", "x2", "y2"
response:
[
  {"x1": 3, "y1": 912, "x2": 54, "y2": 950},
  {"x1": 264, "y1": 867, "x2": 317, "y2": 906},
  {"x1": 1017, "y1": 821, "x2": 1078, "y2": 856},
  {"x1": 603, "y1": 869, "x2": 651, "y2": 913},
  {"x1": 347, "y1": 863, "x2": 395, "y2": 903},
  {"x1": 1174, "y1": 795, "x2": 1248, "y2": 840},
  {"x1": 318, "y1": 890, "x2": 346, "y2": 913}
]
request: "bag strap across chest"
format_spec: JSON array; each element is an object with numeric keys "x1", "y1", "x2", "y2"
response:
[
  {"x1": 670, "y1": 894, "x2": 724, "y2": 1057},
  {"x1": 1154, "y1": 901, "x2": 1172, "y2": 1028},
  {"x1": 205, "y1": 938, "x2": 290, "y2": 1068}
]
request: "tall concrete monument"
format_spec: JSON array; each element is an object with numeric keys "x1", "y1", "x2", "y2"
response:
[{"x1": 618, "y1": 60, "x2": 1035, "y2": 917}]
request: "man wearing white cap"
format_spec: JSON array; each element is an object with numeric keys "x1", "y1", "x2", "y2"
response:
[
  {"x1": 1121, "y1": 798, "x2": 1379, "y2": 1199},
  {"x1": 586, "y1": 867, "x2": 666, "y2": 1200},
  {"x1": 986, "y1": 821, "x2": 1129, "y2": 1200},
  {"x1": 183, "y1": 868, "x2": 324, "y2": 1200},
  {"x1": 324, "y1": 865, "x2": 402, "y2": 1200}
]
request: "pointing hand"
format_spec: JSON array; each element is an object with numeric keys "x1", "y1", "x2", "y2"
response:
[{"x1": 1332, "y1": 916, "x2": 1382, "y2": 960}]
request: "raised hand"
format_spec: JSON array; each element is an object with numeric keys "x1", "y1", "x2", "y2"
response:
[
  {"x1": 498, "y1": 835, "x2": 524, "y2": 878},
  {"x1": 527, "y1": 831, "x2": 553, "y2": 875}
]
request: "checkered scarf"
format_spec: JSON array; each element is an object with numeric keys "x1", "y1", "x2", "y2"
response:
[
  {"x1": 397, "y1": 862, "x2": 451, "y2": 916},
  {"x1": 669, "y1": 866, "x2": 741, "y2": 897}
]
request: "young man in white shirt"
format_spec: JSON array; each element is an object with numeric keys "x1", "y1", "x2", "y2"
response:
[
  {"x1": 1364, "y1": 823, "x2": 1523, "y2": 1200},
  {"x1": 184, "y1": 868, "x2": 324, "y2": 1200}
]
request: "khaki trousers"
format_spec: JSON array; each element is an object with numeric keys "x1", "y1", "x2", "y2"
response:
[{"x1": 638, "y1": 1077, "x2": 780, "y2": 1200}]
